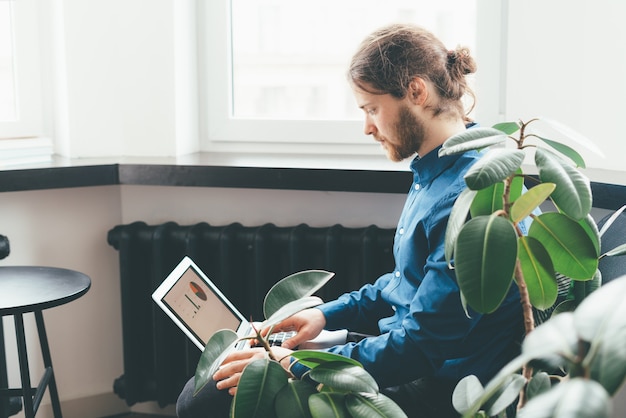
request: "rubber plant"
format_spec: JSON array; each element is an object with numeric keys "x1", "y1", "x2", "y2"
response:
[
  {"x1": 438, "y1": 118, "x2": 626, "y2": 417},
  {"x1": 192, "y1": 269, "x2": 407, "y2": 418}
]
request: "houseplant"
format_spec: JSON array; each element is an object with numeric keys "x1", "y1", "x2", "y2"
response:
[
  {"x1": 193, "y1": 269, "x2": 407, "y2": 418},
  {"x1": 437, "y1": 118, "x2": 626, "y2": 416}
]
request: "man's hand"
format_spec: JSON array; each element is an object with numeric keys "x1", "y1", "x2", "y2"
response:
[
  {"x1": 271, "y1": 308, "x2": 326, "y2": 350},
  {"x1": 213, "y1": 346, "x2": 293, "y2": 395}
]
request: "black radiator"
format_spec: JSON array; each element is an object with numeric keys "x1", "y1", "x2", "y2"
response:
[{"x1": 107, "y1": 221, "x2": 395, "y2": 407}]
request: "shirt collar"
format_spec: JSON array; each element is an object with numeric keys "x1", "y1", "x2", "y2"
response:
[
  {"x1": 409, "y1": 145, "x2": 461, "y2": 185},
  {"x1": 409, "y1": 122, "x2": 478, "y2": 184}
]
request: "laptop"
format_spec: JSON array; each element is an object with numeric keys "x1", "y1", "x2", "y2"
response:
[{"x1": 152, "y1": 256, "x2": 346, "y2": 351}]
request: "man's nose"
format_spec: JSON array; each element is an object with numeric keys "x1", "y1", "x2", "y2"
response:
[{"x1": 363, "y1": 118, "x2": 376, "y2": 136}]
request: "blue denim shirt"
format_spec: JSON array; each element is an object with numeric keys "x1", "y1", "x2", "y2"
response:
[{"x1": 315, "y1": 146, "x2": 524, "y2": 388}]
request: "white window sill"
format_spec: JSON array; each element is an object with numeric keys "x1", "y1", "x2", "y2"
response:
[{"x1": 0, "y1": 137, "x2": 53, "y2": 168}]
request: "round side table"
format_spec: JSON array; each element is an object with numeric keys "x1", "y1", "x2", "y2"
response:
[{"x1": 0, "y1": 266, "x2": 91, "y2": 418}]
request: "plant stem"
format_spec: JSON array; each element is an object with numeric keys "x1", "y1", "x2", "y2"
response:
[
  {"x1": 514, "y1": 259, "x2": 534, "y2": 409},
  {"x1": 251, "y1": 323, "x2": 278, "y2": 362},
  {"x1": 503, "y1": 177, "x2": 512, "y2": 214}
]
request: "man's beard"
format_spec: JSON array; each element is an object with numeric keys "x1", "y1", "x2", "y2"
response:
[{"x1": 384, "y1": 106, "x2": 425, "y2": 162}]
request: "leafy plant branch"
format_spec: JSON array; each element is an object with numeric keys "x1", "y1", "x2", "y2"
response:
[{"x1": 440, "y1": 118, "x2": 626, "y2": 416}]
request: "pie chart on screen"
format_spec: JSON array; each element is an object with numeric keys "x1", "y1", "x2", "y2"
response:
[{"x1": 189, "y1": 281, "x2": 207, "y2": 301}]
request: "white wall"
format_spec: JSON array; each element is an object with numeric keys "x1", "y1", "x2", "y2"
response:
[
  {"x1": 0, "y1": 186, "x2": 129, "y2": 417},
  {"x1": 44, "y1": 0, "x2": 191, "y2": 157},
  {"x1": 504, "y1": 1, "x2": 626, "y2": 183},
  {"x1": 119, "y1": 185, "x2": 404, "y2": 228}
]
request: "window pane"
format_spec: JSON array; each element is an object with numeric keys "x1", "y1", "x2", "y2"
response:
[
  {"x1": 231, "y1": 0, "x2": 476, "y2": 121},
  {"x1": 0, "y1": 1, "x2": 17, "y2": 122}
]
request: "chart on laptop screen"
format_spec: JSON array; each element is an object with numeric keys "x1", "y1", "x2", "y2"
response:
[{"x1": 161, "y1": 266, "x2": 242, "y2": 345}]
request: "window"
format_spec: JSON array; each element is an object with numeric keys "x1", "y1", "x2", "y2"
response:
[
  {"x1": 0, "y1": 0, "x2": 45, "y2": 140},
  {"x1": 0, "y1": 1, "x2": 17, "y2": 123},
  {"x1": 200, "y1": 0, "x2": 503, "y2": 155}
]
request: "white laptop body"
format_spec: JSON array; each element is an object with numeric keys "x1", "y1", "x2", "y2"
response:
[{"x1": 152, "y1": 256, "x2": 346, "y2": 352}]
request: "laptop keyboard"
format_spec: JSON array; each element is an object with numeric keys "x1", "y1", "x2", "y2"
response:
[{"x1": 267, "y1": 331, "x2": 296, "y2": 347}]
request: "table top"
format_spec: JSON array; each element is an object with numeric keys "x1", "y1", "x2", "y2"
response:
[{"x1": 0, "y1": 266, "x2": 91, "y2": 315}]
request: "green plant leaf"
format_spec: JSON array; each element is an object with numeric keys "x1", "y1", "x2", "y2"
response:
[
  {"x1": 455, "y1": 214, "x2": 518, "y2": 314},
  {"x1": 291, "y1": 350, "x2": 363, "y2": 370},
  {"x1": 598, "y1": 205, "x2": 626, "y2": 237},
  {"x1": 460, "y1": 290, "x2": 471, "y2": 319},
  {"x1": 522, "y1": 312, "x2": 577, "y2": 360},
  {"x1": 309, "y1": 392, "x2": 349, "y2": 418},
  {"x1": 452, "y1": 375, "x2": 484, "y2": 415},
  {"x1": 264, "y1": 270, "x2": 335, "y2": 319},
  {"x1": 579, "y1": 214, "x2": 600, "y2": 256},
  {"x1": 528, "y1": 212, "x2": 598, "y2": 280},
  {"x1": 464, "y1": 148, "x2": 525, "y2": 191},
  {"x1": 484, "y1": 374, "x2": 526, "y2": 417},
  {"x1": 345, "y1": 392, "x2": 408, "y2": 418},
  {"x1": 276, "y1": 380, "x2": 317, "y2": 418},
  {"x1": 262, "y1": 296, "x2": 324, "y2": 330},
  {"x1": 518, "y1": 378, "x2": 611, "y2": 418},
  {"x1": 439, "y1": 127, "x2": 508, "y2": 156},
  {"x1": 193, "y1": 329, "x2": 238, "y2": 396},
  {"x1": 492, "y1": 121, "x2": 521, "y2": 135},
  {"x1": 602, "y1": 243, "x2": 626, "y2": 258},
  {"x1": 445, "y1": 187, "x2": 477, "y2": 266},
  {"x1": 470, "y1": 182, "x2": 504, "y2": 217},
  {"x1": 308, "y1": 361, "x2": 378, "y2": 394},
  {"x1": 525, "y1": 372, "x2": 551, "y2": 401},
  {"x1": 517, "y1": 236, "x2": 557, "y2": 310},
  {"x1": 454, "y1": 354, "x2": 530, "y2": 418},
  {"x1": 552, "y1": 299, "x2": 578, "y2": 315},
  {"x1": 510, "y1": 183, "x2": 556, "y2": 224},
  {"x1": 571, "y1": 269, "x2": 601, "y2": 304},
  {"x1": 534, "y1": 147, "x2": 592, "y2": 220},
  {"x1": 469, "y1": 168, "x2": 524, "y2": 217},
  {"x1": 537, "y1": 136, "x2": 586, "y2": 168},
  {"x1": 574, "y1": 276, "x2": 626, "y2": 395},
  {"x1": 231, "y1": 358, "x2": 288, "y2": 418}
]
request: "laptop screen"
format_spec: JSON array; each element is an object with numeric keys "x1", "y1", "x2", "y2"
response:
[{"x1": 160, "y1": 264, "x2": 243, "y2": 347}]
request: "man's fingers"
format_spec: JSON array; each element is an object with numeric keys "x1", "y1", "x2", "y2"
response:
[
  {"x1": 215, "y1": 372, "x2": 241, "y2": 390},
  {"x1": 281, "y1": 332, "x2": 307, "y2": 350}
]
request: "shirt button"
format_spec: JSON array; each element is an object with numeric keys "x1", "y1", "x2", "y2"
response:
[
  {"x1": 399, "y1": 227, "x2": 404, "y2": 235},
  {"x1": 392, "y1": 305, "x2": 397, "y2": 311},
  {"x1": 395, "y1": 271, "x2": 400, "y2": 277},
  {"x1": 414, "y1": 183, "x2": 420, "y2": 190}
]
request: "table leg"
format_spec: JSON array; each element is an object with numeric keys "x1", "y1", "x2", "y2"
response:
[
  {"x1": 14, "y1": 314, "x2": 34, "y2": 418},
  {"x1": 34, "y1": 312, "x2": 62, "y2": 418},
  {"x1": 0, "y1": 319, "x2": 8, "y2": 418}
]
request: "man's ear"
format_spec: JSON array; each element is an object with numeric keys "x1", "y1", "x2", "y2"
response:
[{"x1": 408, "y1": 77, "x2": 428, "y2": 105}]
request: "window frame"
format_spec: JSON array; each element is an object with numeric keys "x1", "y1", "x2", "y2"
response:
[
  {"x1": 0, "y1": 0, "x2": 45, "y2": 140},
  {"x1": 198, "y1": 0, "x2": 507, "y2": 157}
]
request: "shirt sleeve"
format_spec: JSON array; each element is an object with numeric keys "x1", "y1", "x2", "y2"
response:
[
  {"x1": 319, "y1": 259, "x2": 477, "y2": 388},
  {"x1": 317, "y1": 272, "x2": 394, "y2": 333},
  {"x1": 310, "y1": 189, "x2": 493, "y2": 388}
]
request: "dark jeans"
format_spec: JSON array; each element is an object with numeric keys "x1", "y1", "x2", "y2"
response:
[
  {"x1": 382, "y1": 377, "x2": 459, "y2": 418},
  {"x1": 176, "y1": 374, "x2": 459, "y2": 418}
]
